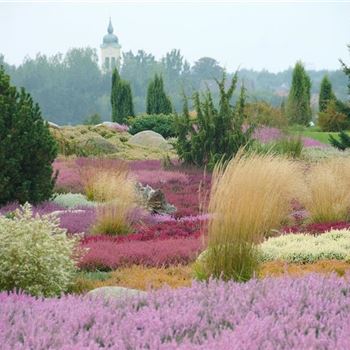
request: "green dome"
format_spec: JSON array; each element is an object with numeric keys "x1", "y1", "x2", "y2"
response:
[{"x1": 103, "y1": 19, "x2": 119, "y2": 45}]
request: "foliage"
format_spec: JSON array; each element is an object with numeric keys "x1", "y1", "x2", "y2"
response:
[
  {"x1": 286, "y1": 61, "x2": 312, "y2": 125},
  {"x1": 4, "y1": 274, "x2": 350, "y2": 348},
  {"x1": 175, "y1": 74, "x2": 255, "y2": 168},
  {"x1": 50, "y1": 125, "x2": 175, "y2": 159},
  {"x1": 128, "y1": 113, "x2": 177, "y2": 138},
  {"x1": 245, "y1": 101, "x2": 288, "y2": 128},
  {"x1": 3, "y1": 49, "x2": 349, "y2": 122},
  {"x1": 318, "y1": 99, "x2": 349, "y2": 131},
  {"x1": 261, "y1": 230, "x2": 350, "y2": 263},
  {"x1": 0, "y1": 204, "x2": 84, "y2": 296},
  {"x1": 200, "y1": 153, "x2": 304, "y2": 281},
  {"x1": 0, "y1": 67, "x2": 57, "y2": 206},
  {"x1": 111, "y1": 68, "x2": 134, "y2": 123},
  {"x1": 330, "y1": 130, "x2": 350, "y2": 150},
  {"x1": 146, "y1": 74, "x2": 172, "y2": 115},
  {"x1": 302, "y1": 158, "x2": 350, "y2": 223},
  {"x1": 319, "y1": 75, "x2": 335, "y2": 112},
  {"x1": 283, "y1": 221, "x2": 350, "y2": 235}
]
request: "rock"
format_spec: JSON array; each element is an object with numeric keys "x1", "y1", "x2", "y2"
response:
[
  {"x1": 87, "y1": 286, "x2": 146, "y2": 300},
  {"x1": 47, "y1": 121, "x2": 61, "y2": 129},
  {"x1": 128, "y1": 130, "x2": 171, "y2": 150},
  {"x1": 136, "y1": 182, "x2": 176, "y2": 215}
]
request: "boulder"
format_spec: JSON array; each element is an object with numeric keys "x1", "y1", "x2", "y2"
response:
[
  {"x1": 87, "y1": 286, "x2": 146, "y2": 300},
  {"x1": 128, "y1": 130, "x2": 171, "y2": 150},
  {"x1": 136, "y1": 182, "x2": 176, "y2": 215}
]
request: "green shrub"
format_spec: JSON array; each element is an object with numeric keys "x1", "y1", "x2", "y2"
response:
[
  {"x1": 83, "y1": 113, "x2": 102, "y2": 125},
  {"x1": 318, "y1": 100, "x2": 348, "y2": 132},
  {"x1": 0, "y1": 204, "x2": 85, "y2": 296},
  {"x1": 52, "y1": 193, "x2": 96, "y2": 209},
  {"x1": 128, "y1": 114, "x2": 177, "y2": 138},
  {"x1": 0, "y1": 67, "x2": 58, "y2": 205},
  {"x1": 175, "y1": 74, "x2": 255, "y2": 168},
  {"x1": 245, "y1": 101, "x2": 288, "y2": 128}
]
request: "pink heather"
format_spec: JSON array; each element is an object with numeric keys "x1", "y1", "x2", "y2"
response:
[{"x1": 2, "y1": 274, "x2": 350, "y2": 349}]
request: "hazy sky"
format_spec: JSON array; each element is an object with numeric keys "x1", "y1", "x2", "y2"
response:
[{"x1": 1, "y1": 1, "x2": 349, "y2": 72}]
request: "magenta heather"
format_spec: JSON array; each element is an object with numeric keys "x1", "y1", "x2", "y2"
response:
[
  {"x1": 80, "y1": 238, "x2": 202, "y2": 270},
  {"x1": 2, "y1": 274, "x2": 350, "y2": 349}
]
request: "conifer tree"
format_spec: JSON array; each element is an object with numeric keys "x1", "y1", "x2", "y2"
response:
[
  {"x1": 286, "y1": 61, "x2": 312, "y2": 125},
  {"x1": 175, "y1": 73, "x2": 254, "y2": 168},
  {"x1": 319, "y1": 75, "x2": 335, "y2": 112},
  {"x1": 111, "y1": 68, "x2": 134, "y2": 123},
  {"x1": 146, "y1": 74, "x2": 172, "y2": 115},
  {"x1": 0, "y1": 67, "x2": 57, "y2": 205}
]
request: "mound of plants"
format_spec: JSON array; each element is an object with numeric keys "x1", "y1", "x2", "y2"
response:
[
  {"x1": 0, "y1": 204, "x2": 84, "y2": 296},
  {"x1": 3, "y1": 274, "x2": 350, "y2": 349},
  {"x1": 261, "y1": 230, "x2": 350, "y2": 263},
  {"x1": 128, "y1": 114, "x2": 177, "y2": 138}
]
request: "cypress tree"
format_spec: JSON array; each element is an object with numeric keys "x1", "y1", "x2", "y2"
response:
[
  {"x1": 286, "y1": 61, "x2": 312, "y2": 125},
  {"x1": 319, "y1": 75, "x2": 335, "y2": 112},
  {"x1": 146, "y1": 74, "x2": 172, "y2": 115},
  {"x1": 111, "y1": 68, "x2": 134, "y2": 123},
  {"x1": 0, "y1": 67, "x2": 57, "y2": 205}
]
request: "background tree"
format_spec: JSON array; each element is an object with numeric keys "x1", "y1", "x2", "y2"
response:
[
  {"x1": 319, "y1": 75, "x2": 335, "y2": 112},
  {"x1": 286, "y1": 61, "x2": 312, "y2": 125},
  {"x1": 111, "y1": 68, "x2": 134, "y2": 123},
  {"x1": 0, "y1": 67, "x2": 57, "y2": 205},
  {"x1": 146, "y1": 74, "x2": 172, "y2": 114}
]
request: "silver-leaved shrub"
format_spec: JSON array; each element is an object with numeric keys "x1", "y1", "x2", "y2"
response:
[{"x1": 0, "y1": 203, "x2": 85, "y2": 297}]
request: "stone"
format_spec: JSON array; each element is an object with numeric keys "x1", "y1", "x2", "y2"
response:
[
  {"x1": 128, "y1": 130, "x2": 171, "y2": 150},
  {"x1": 136, "y1": 182, "x2": 176, "y2": 215},
  {"x1": 47, "y1": 121, "x2": 61, "y2": 129},
  {"x1": 87, "y1": 286, "x2": 146, "y2": 300}
]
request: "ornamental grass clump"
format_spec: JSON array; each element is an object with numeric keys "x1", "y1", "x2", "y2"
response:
[
  {"x1": 302, "y1": 158, "x2": 350, "y2": 223},
  {"x1": 202, "y1": 153, "x2": 304, "y2": 281},
  {"x1": 0, "y1": 204, "x2": 84, "y2": 297},
  {"x1": 79, "y1": 159, "x2": 132, "y2": 202}
]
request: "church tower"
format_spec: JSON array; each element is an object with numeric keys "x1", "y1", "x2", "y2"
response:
[{"x1": 100, "y1": 18, "x2": 121, "y2": 71}]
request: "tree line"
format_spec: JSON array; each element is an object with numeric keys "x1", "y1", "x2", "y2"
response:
[{"x1": 1, "y1": 48, "x2": 348, "y2": 125}]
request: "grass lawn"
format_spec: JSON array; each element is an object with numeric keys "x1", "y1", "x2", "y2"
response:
[{"x1": 289, "y1": 129, "x2": 349, "y2": 145}]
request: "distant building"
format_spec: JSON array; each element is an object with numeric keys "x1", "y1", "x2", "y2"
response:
[{"x1": 100, "y1": 18, "x2": 121, "y2": 71}]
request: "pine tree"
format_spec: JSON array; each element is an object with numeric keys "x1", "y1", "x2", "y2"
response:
[
  {"x1": 286, "y1": 61, "x2": 312, "y2": 125},
  {"x1": 319, "y1": 75, "x2": 335, "y2": 112},
  {"x1": 0, "y1": 67, "x2": 57, "y2": 205},
  {"x1": 146, "y1": 74, "x2": 172, "y2": 115},
  {"x1": 111, "y1": 68, "x2": 134, "y2": 123}
]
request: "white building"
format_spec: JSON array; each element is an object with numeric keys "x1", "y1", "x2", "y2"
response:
[{"x1": 100, "y1": 18, "x2": 121, "y2": 71}]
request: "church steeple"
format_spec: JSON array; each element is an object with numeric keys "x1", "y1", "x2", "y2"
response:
[
  {"x1": 107, "y1": 17, "x2": 113, "y2": 34},
  {"x1": 100, "y1": 18, "x2": 122, "y2": 71}
]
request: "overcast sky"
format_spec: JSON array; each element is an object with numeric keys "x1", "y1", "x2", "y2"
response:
[{"x1": 1, "y1": 1, "x2": 349, "y2": 72}]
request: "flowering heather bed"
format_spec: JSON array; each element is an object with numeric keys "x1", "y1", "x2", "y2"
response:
[
  {"x1": 84, "y1": 217, "x2": 205, "y2": 244},
  {"x1": 3, "y1": 274, "x2": 350, "y2": 349},
  {"x1": 79, "y1": 238, "x2": 202, "y2": 270}
]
